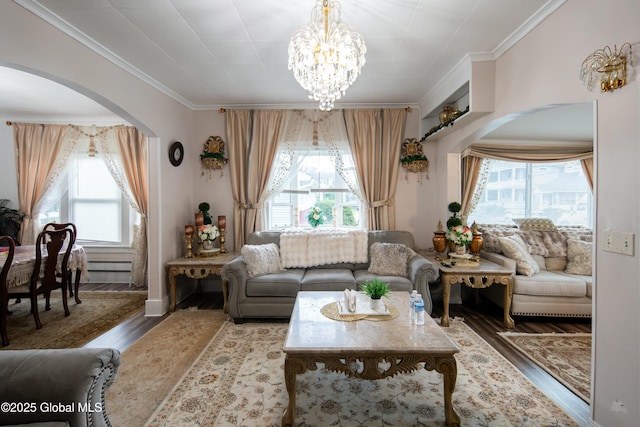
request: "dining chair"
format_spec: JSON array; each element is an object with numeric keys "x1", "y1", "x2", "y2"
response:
[
  {"x1": 0, "y1": 235, "x2": 16, "y2": 346},
  {"x1": 7, "y1": 228, "x2": 74, "y2": 330},
  {"x1": 43, "y1": 222, "x2": 79, "y2": 303}
]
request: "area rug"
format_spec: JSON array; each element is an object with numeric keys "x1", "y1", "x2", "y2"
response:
[
  {"x1": 146, "y1": 318, "x2": 578, "y2": 426},
  {"x1": 107, "y1": 308, "x2": 228, "y2": 427},
  {"x1": 1, "y1": 291, "x2": 147, "y2": 349},
  {"x1": 498, "y1": 332, "x2": 591, "y2": 403}
]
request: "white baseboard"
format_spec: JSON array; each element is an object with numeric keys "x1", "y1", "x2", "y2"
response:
[
  {"x1": 585, "y1": 418, "x2": 600, "y2": 427},
  {"x1": 144, "y1": 295, "x2": 168, "y2": 317}
]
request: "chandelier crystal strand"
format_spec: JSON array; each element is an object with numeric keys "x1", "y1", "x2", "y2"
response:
[{"x1": 288, "y1": 0, "x2": 366, "y2": 111}]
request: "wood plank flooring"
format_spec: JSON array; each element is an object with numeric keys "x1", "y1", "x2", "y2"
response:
[{"x1": 82, "y1": 283, "x2": 591, "y2": 424}]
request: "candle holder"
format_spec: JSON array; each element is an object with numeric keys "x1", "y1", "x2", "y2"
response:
[
  {"x1": 219, "y1": 228, "x2": 228, "y2": 254},
  {"x1": 184, "y1": 234, "x2": 194, "y2": 258}
]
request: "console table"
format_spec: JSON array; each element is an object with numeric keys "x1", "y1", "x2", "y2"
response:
[
  {"x1": 166, "y1": 252, "x2": 239, "y2": 313},
  {"x1": 423, "y1": 251, "x2": 515, "y2": 329}
]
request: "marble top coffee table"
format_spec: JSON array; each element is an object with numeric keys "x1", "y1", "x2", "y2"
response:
[{"x1": 282, "y1": 291, "x2": 461, "y2": 427}]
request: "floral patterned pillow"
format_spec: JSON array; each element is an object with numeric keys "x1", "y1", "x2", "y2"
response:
[
  {"x1": 498, "y1": 235, "x2": 540, "y2": 276},
  {"x1": 565, "y1": 239, "x2": 592, "y2": 275},
  {"x1": 367, "y1": 242, "x2": 409, "y2": 277},
  {"x1": 241, "y1": 243, "x2": 282, "y2": 278}
]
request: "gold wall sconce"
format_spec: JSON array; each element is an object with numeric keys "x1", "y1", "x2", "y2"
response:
[
  {"x1": 400, "y1": 138, "x2": 429, "y2": 182},
  {"x1": 580, "y1": 43, "x2": 633, "y2": 92},
  {"x1": 200, "y1": 135, "x2": 228, "y2": 179}
]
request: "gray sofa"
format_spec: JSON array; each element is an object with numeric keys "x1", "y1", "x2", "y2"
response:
[
  {"x1": 0, "y1": 348, "x2": 121, "y2": 427},
  {"x1": 221, "y1": 230, "x2": 438, "y2": 322}
]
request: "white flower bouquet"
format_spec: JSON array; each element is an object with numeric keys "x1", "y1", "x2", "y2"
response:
[
  {"x1": 307, "y1": 206, "x2": 325, "y2": 228},
  {"x1": 198, "y1": 224, "x2": 219, "y2": 241},
  {"x1": 446, "y1": 225, "x2": 473, "y2": 246}
]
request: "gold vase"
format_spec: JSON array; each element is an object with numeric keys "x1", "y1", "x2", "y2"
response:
[
  {"x1": 468, "y1": 222, "x2": 484, "y2": 256},
  {"x1": 432, "y1": 221, "x2": 448, "y2": 254}
]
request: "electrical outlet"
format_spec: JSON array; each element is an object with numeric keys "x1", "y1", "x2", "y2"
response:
[
  {"x1": 604, "y1": 230, "x2": 616, "y2": 253},
  {"x1": 620, "y1": 232, "x2": 634, "y2": 256}
]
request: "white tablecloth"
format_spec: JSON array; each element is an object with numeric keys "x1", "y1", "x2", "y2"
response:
[{"x1": 5, "y1": 244, "x2": 89, "y2": 288}]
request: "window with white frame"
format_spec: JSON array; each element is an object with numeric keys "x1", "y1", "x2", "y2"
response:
[
  {"x1": 468, "y1": 159, "x2": 592, "y2": 227},
  {"x1": 37, "y1": 153, "x2": 136, "y2": 246},
  {"x1": 268, "y1": 149, "x2": 362, "y2": 229}
]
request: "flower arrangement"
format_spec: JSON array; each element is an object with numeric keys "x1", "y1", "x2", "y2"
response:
[
  {"x1": 447, "y1": 225, "x2": 473, "y2": 246},
  {"x1": 198, "y1": 224, "x2": 219, "y2": 242},
  {"x1": 307, "y1": 206, "x2": 325, "y2": 228}
]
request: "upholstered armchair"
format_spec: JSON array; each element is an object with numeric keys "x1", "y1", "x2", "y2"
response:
[{"x1": 0, "y1": 348, "x2": 121, "y2": 427}]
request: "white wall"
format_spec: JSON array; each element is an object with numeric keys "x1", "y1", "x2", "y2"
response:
[
  {"x1": 0, "y1": 0, "x2": 195, "y2": 316},
  {"x1": 430, "y1": 1, "x2": 640, "y2": 426}
]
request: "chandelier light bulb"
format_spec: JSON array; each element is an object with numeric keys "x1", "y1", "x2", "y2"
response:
[{"x1": 288, "y1": 0, "x2": 366, "y2": 111}]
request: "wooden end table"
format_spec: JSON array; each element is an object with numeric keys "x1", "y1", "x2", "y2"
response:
[
  {"x1": 282, "y1": 291, "x2": 461, "y2": 427},
  {"x1": 166, "y1": 252, "x2": 239, "y2": 313},
  {"x1": 425, "y1": 252, "x2": 515, "y2": 329}
]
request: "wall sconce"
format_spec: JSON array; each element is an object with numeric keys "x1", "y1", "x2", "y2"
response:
[
  {"x1": 200, "y1": 135, "x2": 228, "y2": 179},
  {"x1": 580, "y1": 43, "x2": 632, "y2": 92}
]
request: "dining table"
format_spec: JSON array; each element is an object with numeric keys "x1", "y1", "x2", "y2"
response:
[{"x1": 3, "y1": 244, "x2": 89, "y2": 303}]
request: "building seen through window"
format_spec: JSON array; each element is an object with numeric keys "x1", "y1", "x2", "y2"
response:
[{"x1": 468, "y1": 160, "x2": 592, "y2": 228}]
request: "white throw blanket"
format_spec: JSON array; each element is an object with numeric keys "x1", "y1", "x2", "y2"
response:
[{"x1": 279, "y1": 228, "x2": 368, "y2": 268}]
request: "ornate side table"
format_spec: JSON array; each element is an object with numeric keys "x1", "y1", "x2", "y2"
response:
[
  {"x1": 166, "y1": 252, "x2": 239, "y2": 313},
  {"x1": 423, "y1": 252, "x2": 515, "y2": 329}
]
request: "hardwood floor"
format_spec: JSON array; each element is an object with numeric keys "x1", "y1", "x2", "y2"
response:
[{"x1": 82, "y1": 284, "x2": 591, "y2": 424}]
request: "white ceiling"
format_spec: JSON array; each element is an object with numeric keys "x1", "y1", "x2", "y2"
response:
[{"x1": 2, "y1": 0, "x2": 592, "y2": 141}]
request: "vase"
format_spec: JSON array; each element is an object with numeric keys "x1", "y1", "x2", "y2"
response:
[
  {"x1": 469, "y1": 233, "x2": 484, "y2": 256},
  {"x1": 202, "y1": 240, "x2": 214, "y2": 250},
  {"x1": 455, "y1": 245, "x2": 467, "y2": 255},
  {"x1": 433, "y1": 231, "x2": 447, "y2": 254},
  {"x1": 370, "y1": 298, "x2": 385, "y2": 312}
]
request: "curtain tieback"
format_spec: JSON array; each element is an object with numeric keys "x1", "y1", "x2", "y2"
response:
[
  {"x1": 370, "y1": 199, "x2": 393, "y2": 208},
  {"x1": 237, "y1": 202, "x2": 263, "y2": 210}
]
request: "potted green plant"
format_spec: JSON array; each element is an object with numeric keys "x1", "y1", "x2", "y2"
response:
[
  {"x1": 198, "y1": 202, "x2": 212, "y2": 225},
  {"x1": 446, "y1": 201, "x2": 463, "y2": 229},
  {"x1": 360, "y1": 278, "x2": 391, "y2": 311},
  {"x1": 0, "y1": 199, "x2": 24, "y2": 245}
]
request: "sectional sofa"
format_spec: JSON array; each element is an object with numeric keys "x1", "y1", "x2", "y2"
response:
[{"x1": 476, "y1": 220, "x2": 593, "y2": 318}]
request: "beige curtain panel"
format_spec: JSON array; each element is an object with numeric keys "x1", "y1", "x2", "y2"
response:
[
  {"x1": 344, "y1": 108, "x2": 406, "y2": 230},
  {"x1": 462, "y1": 143, "x2": 593, "y2": 162}
]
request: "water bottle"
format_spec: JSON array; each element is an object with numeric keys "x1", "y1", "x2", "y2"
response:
[
  {"x1": 414, "y1": 294, "x2": 425, "y2": 325},
  {"x1": 409, "y1": 290, "x2": 417, "y2": 321}
]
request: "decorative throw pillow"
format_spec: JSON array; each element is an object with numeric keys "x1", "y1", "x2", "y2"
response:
[
  {"x1": 367, "y1": 242, "x2": 409, "y2": 277},
  {"x1": 498, "y1": 235, "x2": 540, "y2": 276},
  {"x1": 241, "y1": 243, "x2": 282, "y2": 278},
  {"x1": 513, "y1": 217, "x2": 558, "y2": 232},
  {"x1": 565, "y1": 239, "x2": 592, "y2": 275}
]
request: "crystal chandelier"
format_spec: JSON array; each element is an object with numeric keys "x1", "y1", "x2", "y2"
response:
[{"x1": 288, "y1": 0, "x2": 366, "y2": 111}]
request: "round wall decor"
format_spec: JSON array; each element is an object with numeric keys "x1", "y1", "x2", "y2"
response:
[{"x1": 169, "y1": 141, "x2": 184, "y2": 166}]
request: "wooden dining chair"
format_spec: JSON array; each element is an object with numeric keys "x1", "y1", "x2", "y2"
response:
[
  {"x1": 43, "y1": 222, "x2": 79, "y2": 303},
  {"x1": 7, "y1": 228, "x2": 74, "y2": 330},
  {"x1": 0, "y1": 235, "x2": 16, "y2": 346}
]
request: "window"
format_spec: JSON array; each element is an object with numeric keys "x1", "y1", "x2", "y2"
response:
[
  {"x1": 37, "y1": 154, "x2": 136, "y2": 246},
  {"x1": 268, "y1": 150, "x2": 362, "y2": 229},
  {"x1": 468, "y1": 160, "x2": 592, "y2": 227}
]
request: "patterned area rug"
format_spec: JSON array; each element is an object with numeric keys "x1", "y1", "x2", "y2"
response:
[
  {"x1": 107, "y1": 308, "x2": 228, "y2": 427},
  {"x1": 1, "y1": 291, "x2": 147, "y2": 349},
  {"x1": 498, "y1": 332, "x2": 591, "y2": 403},
  {"x1": 146, "y1": 318, "x2": 578, "y2": 426}
]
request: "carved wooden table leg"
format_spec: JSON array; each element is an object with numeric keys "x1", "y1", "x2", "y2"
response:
[
  {"x1": 441, "y1": 276, "x2": 452, "y2": 327},
  {"x1": 434, "y1": 357, "x2": 461, "y2": 427},
  {"x1": 502, "y1": 276, "x2": 515, "y2": 329},
  {"x1": 169, "y1": 266, "x2": 179, "y2": 312},
  {"x1": 282, "y1": 356, "x2": 307, "y2": 427}
]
